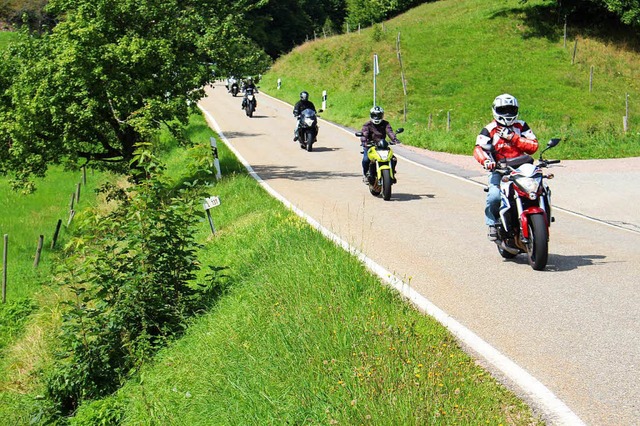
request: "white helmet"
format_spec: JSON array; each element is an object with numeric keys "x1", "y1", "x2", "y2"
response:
[
  {"x1": 492, "y1": 94, "x2": 519, "y2": 126},
  {"x1": 370, "y1": 106, "x2": 384, "y2": 125}
]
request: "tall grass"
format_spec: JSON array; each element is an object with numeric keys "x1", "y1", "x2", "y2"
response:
[{"x1": 261, "y1": 0, "x2": 640, "y2": 159}]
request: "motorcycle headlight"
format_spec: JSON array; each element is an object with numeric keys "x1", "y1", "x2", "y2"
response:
[
  {"x1": 248, "y1": 95, "x2": 254, "y2": 100},
  {"x1": 378, "y1": 150, "x2": 390, "y2": 161},
  {"x1": 514, "y1": 176, "x2": 540, "y2": 196},
  {"x1": 304, "y1": 117, "x2": 314, "y2": 126}
]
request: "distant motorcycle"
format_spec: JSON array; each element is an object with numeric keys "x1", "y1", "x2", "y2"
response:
[
  {"x1": 355, "y1": 128, "x2": 404, "y2": 201},
  {"x1": 242, "y1": 87, "x2": 256, "y2": 117},
  {"x1": 296, "y1": 108, "x2": 319, "y2": 152},
  {"x1": 488, "y1": 138, "x2": 561, "y2": 270},
  {"x1": 230, "y1": 82, "x2": 239, "y2": 97}
]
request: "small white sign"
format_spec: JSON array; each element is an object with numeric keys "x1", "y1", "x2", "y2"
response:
[{"x1": 203, "y1": 196, "x2": 221, "y2": 210}]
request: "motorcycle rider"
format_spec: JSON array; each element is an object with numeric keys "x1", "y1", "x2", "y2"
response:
[
  {"x1": 473, "y1": 93, "x2": 539, "y2": 241},
  {"x1": 241, "y1": 76, "x2": 258, "y2": 109},
  {"x1": 360, "y1": 106, "x2": 400, "y2": 183},
  {"x1": 293, "y1": 91, "x2": 317, "y2": 142}
]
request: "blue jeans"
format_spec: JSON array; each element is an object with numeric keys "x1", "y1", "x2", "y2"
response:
[{"x1": 485, "y1": 172, "x2": 501, "y2": 226}]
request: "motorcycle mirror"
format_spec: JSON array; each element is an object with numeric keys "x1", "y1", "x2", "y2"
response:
[
  {"x1": 318, "y1": 109, "x2": 324, "y2": 113},
  {"x1": 355, "y1": 131, "x2": 363, "y2": 137},
  {"x1": 547, "y1": 138, "x2": 560, "y2": 148},
  {"x1": 396, "y1": 128, "x2": 405, "y2": 134}
]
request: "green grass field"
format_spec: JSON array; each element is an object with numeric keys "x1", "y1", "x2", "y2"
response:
[{"x1": 260, "y1": 0, "x2": 640, "y2": 160}]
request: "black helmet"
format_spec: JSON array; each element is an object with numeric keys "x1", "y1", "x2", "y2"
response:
[
  {"x1": 300, "y1": 91, "x2": 309, "y2": 101},
  {"x1": 370, "y1": 106, "x2": 384, "y2": 124}
]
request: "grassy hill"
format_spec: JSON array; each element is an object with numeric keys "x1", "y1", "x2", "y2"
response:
[{"x1": 261, "y1": 0, "x2": 640, "y2": 159}]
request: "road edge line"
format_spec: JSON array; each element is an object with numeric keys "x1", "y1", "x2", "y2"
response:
[{"x1": 199, "y1": 104, "x2": 586, "y2": 426}]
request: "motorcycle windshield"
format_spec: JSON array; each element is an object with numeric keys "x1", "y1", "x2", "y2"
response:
[{"x1": 301, "y1": 108, "x2": 316, "y2": 118}]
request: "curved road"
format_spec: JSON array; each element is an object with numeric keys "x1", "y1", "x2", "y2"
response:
[{"x1": 199, "y1": 83, "x2": 640, "y2": 426}]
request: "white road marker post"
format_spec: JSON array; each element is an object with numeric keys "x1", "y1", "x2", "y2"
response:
[
  {"x1": 277, "y1": 78, "x2": 282, "y2": 90},
  {"x1": 209, "y1": 137, "x2": 222, "y2": 180},
  {"x1": 203, "y1": 196, "x2": 221, "y2": 235},
  {"x1": 322, "y1": 90, "x2": 327, "y2": 110}
]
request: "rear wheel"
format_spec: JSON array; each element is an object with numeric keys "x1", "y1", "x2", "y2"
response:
[
  {"x1": 526, "y1": 214, "x2": 549, "y2": 270},
  {"x1": 381, "y1": 169, "x2": 392, "y2": 200}
]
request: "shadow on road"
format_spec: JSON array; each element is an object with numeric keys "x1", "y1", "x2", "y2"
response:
[
  {"x1": 306, "y1": 147, "x2": 342, "y2": 153},
  {"x1": 503, "y1": 253, "x2": 609, "y2": 271},
  {"x1": 390, "y1": 193, "x2": 436, "y2": 202},
  {"x1": 252, "y1": 164, "x2": 358, "y2": 181},
  {"x1": 223, "y1": 131, "x2": 264, "y2": 139},
  {"x1": 545, "y1": 254, "x2": 609, "y2": 272}
]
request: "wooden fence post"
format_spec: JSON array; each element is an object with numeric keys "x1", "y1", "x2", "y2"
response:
[
  {"x1": 75, "y1": 183, "x2": 81, "y2": 204},
  {"x1": 82, "y1": 166, "x2": 87, "y2": 185},
  {"x1": 33, "y1": 235, "x2": 44, "y2": 268},
  {"x1": 51, "y1": 219, "x2": 62, "y2": 249},
  {"x1": 563, "y1": 16, "x2": 567, "y2": 48},
  {"x1": 428, "y1": 114, "x2": 432, "y2": 130},
  {"x1": 589, "y1": 66, "x2": 594, "y2": 92},
  {"x1": 572, "y1": 39, "x2": 578, "y2": 64}
]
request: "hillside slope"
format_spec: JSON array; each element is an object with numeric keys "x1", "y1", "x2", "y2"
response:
[{"x1": 261, "y1": 0, "x2": 640, "y2": 159}]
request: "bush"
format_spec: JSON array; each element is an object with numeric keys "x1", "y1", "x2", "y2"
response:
[{"x1": 41, "y1": 151, "x2": 221, "y2": 418}]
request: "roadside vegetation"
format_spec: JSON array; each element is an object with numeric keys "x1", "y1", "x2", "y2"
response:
[
  {"x1": 0, "y1": 113, "x2": 542, "y2": 424},
  {"x1": 261, "y1": 0, "x2": 640, "y2": 160}
]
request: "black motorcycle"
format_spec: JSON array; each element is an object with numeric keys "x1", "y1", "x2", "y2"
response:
[
  {"x1": 230, "y1": 82, "x2": 239, "y2": 97},
  {"x1": 242, "y1": 87, "x2": 256, "y2": 118},
  {"x1": 297, "y1": 108, "x2": 319, "y2": 152}
]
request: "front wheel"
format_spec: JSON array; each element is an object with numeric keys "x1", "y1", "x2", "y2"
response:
[
  {"x1": 305, "y1": 130, "x2": 313, "y2": 152},
  {"x1": 526, "y1": 214, "x2": 549, "y2": 270},
  {"x1": 381, "y1": 169, "x2": 392, "y2": 201}
]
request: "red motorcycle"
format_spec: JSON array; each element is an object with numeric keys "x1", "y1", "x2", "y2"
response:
[{"x1": 489, "y1": 138, "x2": 561, "y2": 270}]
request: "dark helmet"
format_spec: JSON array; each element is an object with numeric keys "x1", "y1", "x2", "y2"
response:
[
  {"x1": 300, "y1": 91, "x2": 309, "y2": 101},
  {"x1": 370, "y1": 106, "x2": 384, "y2": 124}
]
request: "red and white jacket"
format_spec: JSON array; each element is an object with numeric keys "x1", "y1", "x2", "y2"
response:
[{"x1": 474, "y1": 120, "x2": 538, "y2": 165}]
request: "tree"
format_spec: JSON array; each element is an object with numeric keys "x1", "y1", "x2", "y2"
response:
[{"x1": 0, "y1": 0, "x2": 270, "y2": 191}]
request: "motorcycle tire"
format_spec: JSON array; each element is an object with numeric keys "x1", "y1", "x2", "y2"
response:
[
  {"x1": 246, "y1": 105, "x2": 253, "y2": 118},
  {"x1": 526, "y1": 214, "x2": 549, "y2": 270},
  {"x1": 381, "y1": 169, "x2": 392, "y2": 201},
  {"x1": 305, "y1": 131, "x2": 313, "y2": 152}
]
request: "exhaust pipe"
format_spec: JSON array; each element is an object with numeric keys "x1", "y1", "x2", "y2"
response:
[{"x1": 499, "y1": 241, "x2": 520, "y2": 255}]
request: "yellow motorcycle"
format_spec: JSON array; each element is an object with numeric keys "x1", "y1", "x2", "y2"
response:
[{"x1": 355, "y1": 128, "x2": 404, "y2": 201}]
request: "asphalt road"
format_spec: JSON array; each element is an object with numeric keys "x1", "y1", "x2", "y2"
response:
[{"x1": 199, "y1": 83, "x2": 640, "y2": 426}]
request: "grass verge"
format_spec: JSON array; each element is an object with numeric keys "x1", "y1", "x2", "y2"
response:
[{"x1": 69, "y1": 113, "x2": 542, "y2": 425}]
